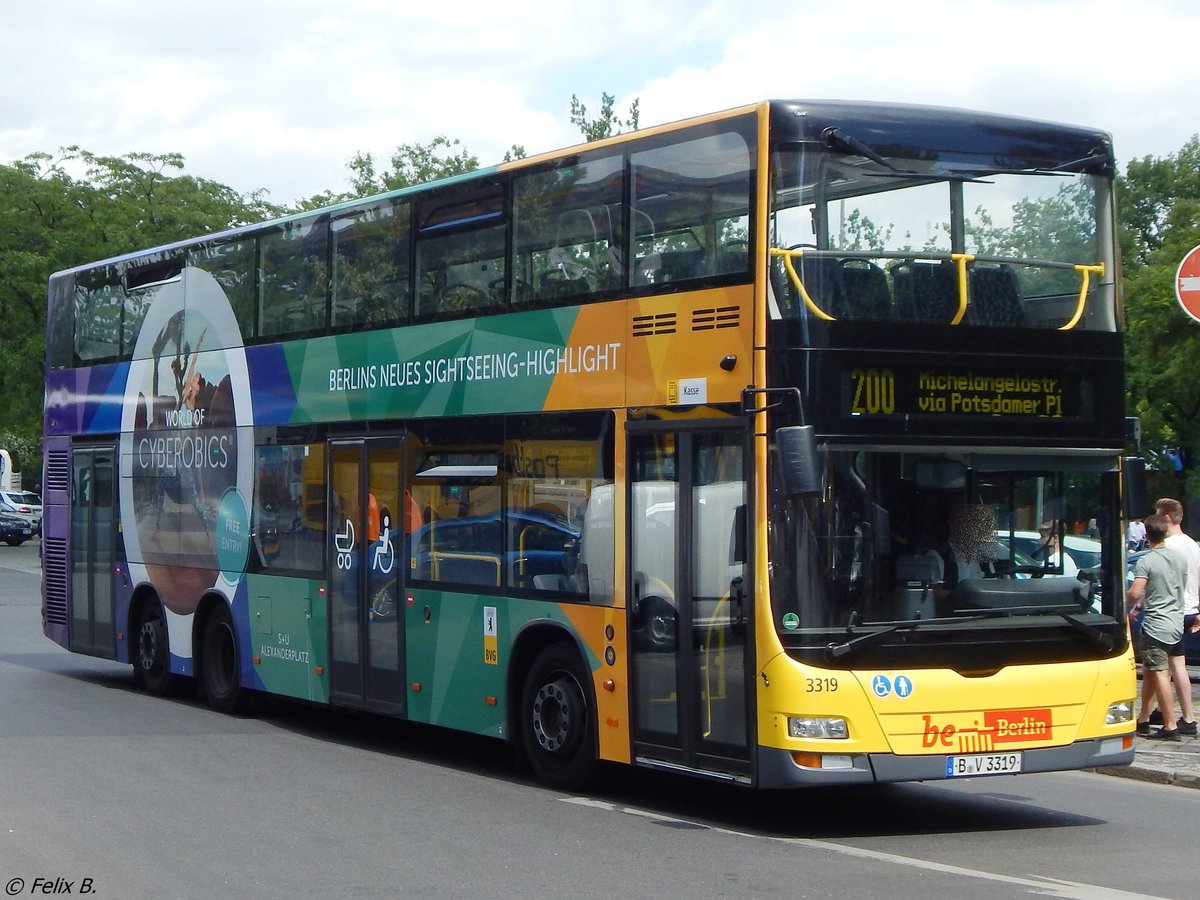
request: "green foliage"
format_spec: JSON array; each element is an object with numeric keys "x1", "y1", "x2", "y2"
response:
[
  {"x1": 1119, "y1": 136, "x2": 1200, "y2": 491},
  {"x1": 569, "y1": 93, "x2": 640, "y2": 141},
  {"x1": 297, "y1": 136, "x2": 530, "y2": 208},
  {"x1": 349, "y1": 136, "x2": 479, "y2": 195},
  {"x1": 832, "y1": 209, "x2": 893, "y2": 252},
  {"x1": 0, "y1": 147, "x2": 275, "y2": 461},
  {"x1": 0, "y1": 428, "x2": 40, "y2": 485},
  {"x1": 1120, "y1": 136, "x2": 1200, "y2": 272}
]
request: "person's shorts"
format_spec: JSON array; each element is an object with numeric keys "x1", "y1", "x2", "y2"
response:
[
  {"x1": 1168, "y1": 613, "x2": 1198, "y2": 656},
  {"x1": 1141, "y1": 641, "x2": 1170, "y2": 670}
]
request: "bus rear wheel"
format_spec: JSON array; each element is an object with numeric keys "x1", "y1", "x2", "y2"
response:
[
  {"x1": 520, "y1": 643, "x2": 597, "y2": 790},
  {"x1": 133, "y1": 601, "x2": 174, "y2": 696},
  {"x1": 201, "y1": 605, "x2": 245, "y2": 714}
]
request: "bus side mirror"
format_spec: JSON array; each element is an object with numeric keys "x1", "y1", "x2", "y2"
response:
[
  {"x1": 1123, "y1": 456, "x2": 1149, "y2": 521},
  {"x1": 775, "y1": 426, "x2": 822, "y2": 498}
]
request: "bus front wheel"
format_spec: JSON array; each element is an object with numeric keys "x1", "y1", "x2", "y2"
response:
[
  {"x1": 200, "y1": 604, "x2": 245, "y2": 714},
  {"x1": 520, "y1": 643, "x2": 597, "y2": 790}
]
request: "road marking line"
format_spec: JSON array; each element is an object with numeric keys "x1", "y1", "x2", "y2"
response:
[{"x1": 560, "y1": 797, "x2": 1165, "y2": 900}]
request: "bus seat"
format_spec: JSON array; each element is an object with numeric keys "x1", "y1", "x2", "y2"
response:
[
  {"x1": 716, "y1": 240, "x2": 749, "y2": 274},
  {"x1": 891, "y1": 260, "x2": 959, "y2": 323},
  {"x1": 539, "y1": 271, "x2": 590, "y2": 301},
  {"x1": 632, "y1": 252, "x2": 662, "y2": 285},
  {"x1": 657, "y1": 248, "x2": 707, "y2": 282},
  {"x1": 966, "y1": 265, "x2": 1025, "y2": 326},
  {"x1": 836, "y1": 259, "x2": 892, "y2": 319},
  {"x1": 798, "y1": 256, "x2": 843, "y2": 317}
]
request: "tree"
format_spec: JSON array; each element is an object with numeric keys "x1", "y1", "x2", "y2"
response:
[
  {"x1": 1120, "y1": 137, "x2": 1200, "y2": 272},
  {"x1": 569, "y1": 92, "x2": 640, "y2": 141},
  {"x1": 0, "y1": 149, "x2": 273, "y2": 472},
  {"x1": 1119, "y1": 137, "x2": 1200, "y2": 492},
  {"x1": 299, "y1": 136, "x2": 528, "y2": 209}
]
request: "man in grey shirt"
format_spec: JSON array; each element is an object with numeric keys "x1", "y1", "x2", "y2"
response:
[{"x1": 1127, "y1": 514, "x2": 1186, "y2": 740}]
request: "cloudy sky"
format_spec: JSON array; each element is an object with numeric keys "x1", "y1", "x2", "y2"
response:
[{"x1": 2, "y1": 0, "x2": 1196, "y2": 206}]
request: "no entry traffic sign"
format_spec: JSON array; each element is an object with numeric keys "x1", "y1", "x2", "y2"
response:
[{"x1": 1176, "y1": 244, "x2": 1200, "y2": 323}]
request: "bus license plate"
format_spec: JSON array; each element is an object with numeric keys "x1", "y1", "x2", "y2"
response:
[{"x1": 946, "y1": 752, "x2": 1022, "y2": 777}]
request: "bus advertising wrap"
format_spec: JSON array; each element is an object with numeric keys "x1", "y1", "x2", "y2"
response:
[{"x1": 118, "y1": 268, "x2": 255, "y2": 622}]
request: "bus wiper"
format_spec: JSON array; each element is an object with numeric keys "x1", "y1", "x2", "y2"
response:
[
  {"x1": 954, "y1": 605, "x2": 1114, "y2": 652},
  {"x1": 1035, "y1": 149, "x2": 1111, "y2": 175},
  {"x1": 822, "y1": 127, "x2": 912, "y2": 175},
  {"x1": 826, "y1": 622, "x2": 920, "y2": 660}
]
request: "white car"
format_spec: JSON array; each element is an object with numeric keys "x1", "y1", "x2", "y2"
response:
[
  {"x1": 1006, "y1": 530, "x2": 1103, "y2": 573},
  {"x1": 0, "y1": 490, "x2": 42, "y2": 534}
]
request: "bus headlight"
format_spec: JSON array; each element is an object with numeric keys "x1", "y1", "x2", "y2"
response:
[
  {"x1": 1106, "y1": 701, "x2": 1134, "y2": 725},
  {"x1": 788, "y1": 716, "x2": 848, "y2": 739}
]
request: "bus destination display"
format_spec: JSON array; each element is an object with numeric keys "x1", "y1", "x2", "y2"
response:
[{"x1": 844, "y1": 366, "x2": 1091, "y2": 422}]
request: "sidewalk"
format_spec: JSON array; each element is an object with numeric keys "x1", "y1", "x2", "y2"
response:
[{"x1": 1093, "y1": 664, "x2": 1200, "y2": 789}]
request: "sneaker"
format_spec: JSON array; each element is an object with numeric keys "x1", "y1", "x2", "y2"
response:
[
  {"x1": 1149, "y1": 709, "x2": 1164, "y2": 725},
  {"x1": 1177, "y1": 720, "x2": 1198, "y2": 736},
  {"x1": 1136, "y1": 721, "x2": 1152, "y2": 736},
  {"x1": 1147, "y1": 727, "x2": 1182, "y2": 742}
]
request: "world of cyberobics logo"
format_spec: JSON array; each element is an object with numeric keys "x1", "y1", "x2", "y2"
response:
[{"x1": 119, "y1": 267, "x2": 253, "y2": 613}]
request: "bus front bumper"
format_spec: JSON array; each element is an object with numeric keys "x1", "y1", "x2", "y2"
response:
[{"x1": 756, "y1": 735, "x2": 1135, "y2": 788}]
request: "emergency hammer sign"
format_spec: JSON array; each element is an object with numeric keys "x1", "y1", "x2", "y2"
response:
[{"x1": 1175, "y1": 244, "x2": 1200, "y2": 324}]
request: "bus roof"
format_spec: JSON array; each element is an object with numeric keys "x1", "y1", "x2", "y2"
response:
[{"x1": 48, "y1": 99, "x2": 1114, "y2": 280}]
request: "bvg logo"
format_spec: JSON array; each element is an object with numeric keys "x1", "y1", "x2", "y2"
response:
[{"x1": 921, "y1": 708, "x2": 1054, "y2": 750}]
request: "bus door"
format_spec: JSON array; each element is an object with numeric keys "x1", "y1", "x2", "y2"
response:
[
  {"x1": 327, "y1": 437, "x2": 407, "y2": 715},
  {"x1": 627, "y1": 421, "x2": 752, "y2": 777},
  {"x1": 70, "y1": 445, "x2": 116, "y2": 658}
]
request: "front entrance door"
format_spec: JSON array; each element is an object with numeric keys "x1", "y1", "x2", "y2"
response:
[
  {"x1": 627, "y1": 422, "x2": 752, "y2": 778},
  {"x1": 70, "y1": 445, "x2": 116, "y2": 658},
  {"x1": 327, "y1": 438, "x2": 406, "y2": 714}
]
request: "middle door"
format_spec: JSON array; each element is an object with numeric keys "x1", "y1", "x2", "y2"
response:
[{"x1": 328, "y1": 437, "x2": 408, "y2": 714}]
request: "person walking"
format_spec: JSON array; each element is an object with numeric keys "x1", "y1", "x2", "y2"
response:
[
  {"x1": 1127, "y1": 514, "x2": 1186, "y2": 741},
  {"x1": 1147, "y1": 498, "x2": 1199, "y2": 734}
]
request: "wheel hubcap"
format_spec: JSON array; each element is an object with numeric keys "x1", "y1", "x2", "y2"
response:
[
  {"x1": 139, "y1": 620, "x2": 160, "y2": 671},
  {"x1": 532, "y1": 676, "x2": 582, "y2": 754}
]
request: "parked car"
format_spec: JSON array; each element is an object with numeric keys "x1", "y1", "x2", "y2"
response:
[
  {"x1": 0, "y1": 510, "x2": 35, "y2": 546},
  {"x1": 0, "y1": 490, "x2": 41, "y2": 534}
]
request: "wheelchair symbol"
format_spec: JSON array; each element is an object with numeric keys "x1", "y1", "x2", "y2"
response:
[{"x1": 372, "y1": 514, "x2": 394, "y2": 574}]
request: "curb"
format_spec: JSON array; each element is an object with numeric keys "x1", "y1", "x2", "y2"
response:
[{"x1": 1093, "y1": 763, "x2": 1200, "y2": 789}]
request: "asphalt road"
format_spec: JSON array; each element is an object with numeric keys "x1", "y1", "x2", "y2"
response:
[{"x1": 2, "y1": 540, "x2": 1198, "y2": 900}]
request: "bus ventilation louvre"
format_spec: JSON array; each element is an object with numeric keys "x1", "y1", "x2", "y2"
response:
[
  {"x1": 632, "y1": 305, "x2": 742, "y2": 338},
  {"x1": 632, "y1": 312, "x2": 677, "y2": 337},
  {"x1": 41, "y1": 449, "x2": 72, "y2": 626},
  {"x1": 692, "y1": 305, "x2": 741, "y2": 331}
]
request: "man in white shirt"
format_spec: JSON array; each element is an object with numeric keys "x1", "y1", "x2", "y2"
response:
[
  {"x1": 1127, "y1": 518, "x2": 1146, "y2": 550},
  {"x1": 1150, "y1": 497, "x2": 1199, "y2": 734},
  {"x1": 1037, "y1": 522, "x2": 1080, "y2": 577}
]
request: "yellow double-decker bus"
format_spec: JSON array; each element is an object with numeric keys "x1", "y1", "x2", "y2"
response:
[{"x1": 42, "y1": 100, "x2": 1136, "y2": 788}]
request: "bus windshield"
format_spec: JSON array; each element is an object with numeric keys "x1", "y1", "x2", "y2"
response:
[
  {"x1": 770, "y1": 143, "x2": 1116, "y2": 330},
  {"x1": 769, "y1": 449, "x2": 1122, "y2": 642}
]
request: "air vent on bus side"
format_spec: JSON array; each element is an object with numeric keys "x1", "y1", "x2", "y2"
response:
[
  {"x1": 44, "y1": 450, "x2": 71, "y2": 495},
  {"x1": 632, "y1": 312, "x2": 677, "y2": 337},
  {"x1": 42, "y1": 538, "x2": 69, "y2": 626},
  {"x1": 691, "y1": 305, "x2": 741, "y2": 331}
]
